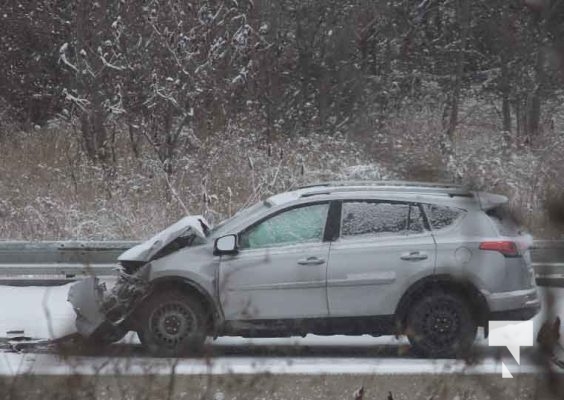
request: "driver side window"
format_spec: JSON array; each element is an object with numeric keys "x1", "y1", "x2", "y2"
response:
[{"x1": 239, "y1": 203, "x2": 329, "y2": 249}]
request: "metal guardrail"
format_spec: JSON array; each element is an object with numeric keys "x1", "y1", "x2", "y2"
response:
[
  {"x1": 0, "y1": 240, "x2": 563, "y2": 286},
  {"x1": 0, "y1": 241, "x2": 138, "y2": 286},
  {"x1": 530, "y1": 240, "x2": 564, "y2": 287}
]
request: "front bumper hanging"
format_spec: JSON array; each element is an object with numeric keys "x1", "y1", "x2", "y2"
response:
[{"x1": 67, "y1": 267, "x2": 150, "y2": 338}]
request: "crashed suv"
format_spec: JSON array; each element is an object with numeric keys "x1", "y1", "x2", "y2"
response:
[{"x1": 68, "y1": 181, "x2": 540, "y2": 357}]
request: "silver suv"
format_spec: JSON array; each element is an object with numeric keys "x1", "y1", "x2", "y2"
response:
[{"x1": 69, "y1": 181, "x2": 540, "y2": 358}]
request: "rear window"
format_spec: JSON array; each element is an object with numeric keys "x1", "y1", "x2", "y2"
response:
[
  {"x1": 486, "y1": 205, "x2": 522, "y2": 237},
  {"x1": 423, "y1": 204, "x2": 464, "y2": 230}
]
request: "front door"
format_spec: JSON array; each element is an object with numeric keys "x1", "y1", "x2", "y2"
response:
[
  {"x1": 327, "y1": 200, "x2": 436, "y2": 317},
  {"x1": 219, "y1": 202, "x2": 331, "y2": 321}
]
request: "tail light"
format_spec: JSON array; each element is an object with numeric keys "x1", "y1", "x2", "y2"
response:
[{"x1": 479, "y1": 241, "x2": 520, "y2": 257}]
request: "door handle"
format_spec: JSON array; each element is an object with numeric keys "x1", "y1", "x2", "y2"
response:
[
  {"x1": 297, "y1": 257, "x2": 325, "y2": 265},
  {"x1": 400, "y1": 251, "x2": 428, "y2": 261}
]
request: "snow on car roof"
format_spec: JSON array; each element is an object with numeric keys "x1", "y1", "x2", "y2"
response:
[
  {"x1": 266, "y1": 182, "x2": 478, "y2": 207},
  {"x1": 265, "y1": 181, "x2": 510, "y2": 213},
  {"x1": 267, "y1": 189, "x2": 309, "y2": 206}
]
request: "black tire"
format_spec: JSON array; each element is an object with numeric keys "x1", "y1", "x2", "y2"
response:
[
  {"x1": 406, "y1": 291, "x2": 477, "y2": 358},
  {"x1": 137, "y1": 291, "x2": 208, "y2": 356}
]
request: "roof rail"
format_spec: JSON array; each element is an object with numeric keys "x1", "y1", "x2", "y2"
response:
[
  {"x1": 297, "y1": 181, "x2": 473, "y2": 199},
  {"x1": 298, "y1": 180, "x2": 465, "y2": 190}
]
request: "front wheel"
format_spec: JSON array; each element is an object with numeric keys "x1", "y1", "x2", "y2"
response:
[
  {"x1": 406, "y1": 291, "x2": 477, "y2": 358},
  {"x1": 137, "y1": 291, "x2": 208, "y2": 356}
]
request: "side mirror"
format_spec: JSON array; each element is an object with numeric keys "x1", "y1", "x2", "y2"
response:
[{"x1": 214, "y1": 234, "x2": 238, "y2": 255}]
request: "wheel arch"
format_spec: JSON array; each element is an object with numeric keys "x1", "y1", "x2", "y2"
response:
[
  {"x1": 394, "y1": 274, "x2": 490, "y2": 333},
  {"x1": 134, "y1": 277, "x2": 223, "y2": 334}
]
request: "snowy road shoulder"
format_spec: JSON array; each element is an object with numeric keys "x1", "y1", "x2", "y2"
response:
[
  {"x1": 2, "y1": 284, "x2": 563, "y2": 343},
  {"x1": 0, "y1": 346, "x2": 547, "y2": 376},
  {"x1": 2, "y1": 284, "x2": 564, "y2": 377},
  {"x1": 0, "y1": 283, "x2": 76, "y2": 340}
]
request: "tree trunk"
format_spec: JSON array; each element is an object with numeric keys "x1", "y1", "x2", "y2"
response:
[
  {"x1": 525, "y1": 11, "x2": 548, "y2": 145},
  {"x1": 526, "y1": 86, "x2": 541, "y2": 142},
  {"x1": 74, "y1": 0, "x2": 109, "y2": 163},
  {"x1": 446, "y1": 59, "x2": 462, "y2": 140},
  {"x1": 445, "y1": 0, "x2": 470, "y2": 142},
  {"x1": 502, "y1": 96, "x2": 511, "y2": 133},
  {"x1": 79, "y1": 104, "x2": 108, "y2": 163},
  {"x1": 514, "y1": 101, "x2": 522, "y2": 139},
  {"x1": 500, "y1": 59, "x2": 512, "y2": 133},
  {"x1": 127, "y1": 122, "x2": 141, "y2": 158}
]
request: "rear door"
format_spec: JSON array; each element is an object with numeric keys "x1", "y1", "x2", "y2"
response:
[{"x1": 326, "y1": 200, "x2": 436, "y2": 317}]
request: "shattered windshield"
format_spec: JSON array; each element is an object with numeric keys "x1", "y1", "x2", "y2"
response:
[{"x1": 209, "y1": 200, "x2": 271, "y2": 237}]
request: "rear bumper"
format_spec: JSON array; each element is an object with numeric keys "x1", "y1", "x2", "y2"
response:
[{"x1": 486, "y1": 287, "x2": 541, "y2": 320}]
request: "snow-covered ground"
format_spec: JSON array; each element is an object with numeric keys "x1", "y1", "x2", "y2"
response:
[
  {"x1": 1, "y1": 282, "x2": 562, "y2": 343},
  {"x1": 0, "y1": 349, "x2": 543, "y2": 376},
  {"x1": 0, "y1": 283, "x2": 76, "y2": 340},
  {"x1": 1, "y1": 283, "x2": 564, "y2": 376}
]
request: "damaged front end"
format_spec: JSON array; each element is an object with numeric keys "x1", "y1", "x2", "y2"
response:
[
  {"x1": 67, "y1": 262, "x2": 150, "y2": 341},
  {"x1": 67, "y1": 215, "x2": 210, "y2": 342}
]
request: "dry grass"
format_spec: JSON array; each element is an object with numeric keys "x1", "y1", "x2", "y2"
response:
[
  {"x1": 0, "y1": 372, "x2": 548, "y2": 400},
  {"x1": 1, "y1": 105, "x2": 563, "y2": 240},
  {"x1": 0, "y1": 121, "x2": 388, "y2": 240},
  {"x1": 356, "y1": 103, "x2": 564, "y2": 238}
]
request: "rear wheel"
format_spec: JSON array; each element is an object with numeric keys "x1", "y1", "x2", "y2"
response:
[
  {"x1": 406, "y1": 291, "x2": 476, "y2": 358},
  {"x1": 138, "y1": 291, "x2": 208, "y2": 356}
]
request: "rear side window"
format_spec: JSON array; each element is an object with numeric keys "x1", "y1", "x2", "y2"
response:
[
  {"x1": 486, "y1": 205, "x2": 522, "y2": 237},
  {"x1": 423, "y1": 204, "x2": 463, "y2": 230},
  {"x1": 341, "y1": 201, "x2": 425, "y2": 238}
]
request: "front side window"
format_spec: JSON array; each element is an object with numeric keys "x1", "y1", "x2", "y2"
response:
[
  {"x1": 341, "y1": 201, "x2": 425, "y2": 238},
  {"x1": 239, "y1": 203, "x2": 329, "y2": 249},
  {"x1": 210, "y1": 200, "x2": 271, "y2": 237}
]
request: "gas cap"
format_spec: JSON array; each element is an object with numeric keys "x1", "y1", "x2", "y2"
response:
[{"x1": 455, "y1": 247, "x2": 472, "y2": 264}]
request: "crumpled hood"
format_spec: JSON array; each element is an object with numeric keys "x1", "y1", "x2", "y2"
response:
[{"x1": 118, "y1": 215, "x2": 210, "y2": 262}]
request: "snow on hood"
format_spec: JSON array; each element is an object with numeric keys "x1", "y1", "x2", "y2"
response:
[{"x1": 118, "y1": 216, "x2": 210, "y2": 262}]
